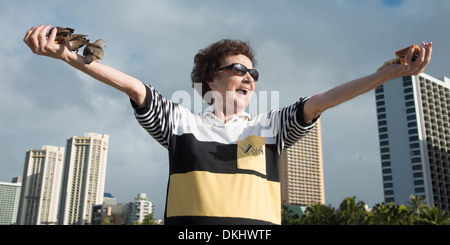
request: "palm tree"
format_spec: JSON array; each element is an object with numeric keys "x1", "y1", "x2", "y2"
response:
[
  {"x1": 416, "y1": 206, "x2": 450, "y2": 225},
  {"x1": 407, "y1": 195, "x2": 427, "y2": 215},
  {"x1": 338, "y1": 196, "x2": 371, "y2": 225},
  {"x1": 281, "y1": 203, "x2": 301, "y2": 225},
  {"x1": 300, "y1": 203, "x2": 341, "y2": 225},
  {"x1": 371, "y1": 202, "x2": 414, "y2": 225}
]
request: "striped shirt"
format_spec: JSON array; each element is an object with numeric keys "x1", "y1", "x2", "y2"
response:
[{"x1": 131, "y1": 84, "x2": 318, "y2": 225}]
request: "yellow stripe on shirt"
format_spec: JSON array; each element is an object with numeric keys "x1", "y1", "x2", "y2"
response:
[{"x1": 166, "y1": 171, "x2": 281, "y2": 224}]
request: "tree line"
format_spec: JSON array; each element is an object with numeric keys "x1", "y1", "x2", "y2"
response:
[{"x1": 282, "y1": 195, "x2": 450, "y2": 225}]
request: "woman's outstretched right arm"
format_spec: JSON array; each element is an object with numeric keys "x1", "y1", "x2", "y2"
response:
[{"x1": 23, "y1": 24, "x2": 147, "y2": 107}]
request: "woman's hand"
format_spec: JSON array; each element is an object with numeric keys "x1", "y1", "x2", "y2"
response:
[
  {"x1": 23, "y1": 24, "x2": 70, "y2": 61},
  {"x1": 379, "y1": 42, "x2": 433, "y2": 79}
]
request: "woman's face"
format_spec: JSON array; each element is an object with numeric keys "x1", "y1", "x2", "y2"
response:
[{"x1": 207, "y1": 54, "x2": 256, "y2": 115}]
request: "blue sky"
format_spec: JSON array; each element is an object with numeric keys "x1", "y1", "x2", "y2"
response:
[
  {"x1": 1, "y1": 0, "x2": 448, "y2": 219},
  {"x1": 383, "y1": 0, "x2": 404, "y2": 7}
]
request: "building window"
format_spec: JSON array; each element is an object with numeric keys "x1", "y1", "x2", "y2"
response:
[
  {"x1": 413, "y1": 172, "x2": 423, "y2": 178},
  {"x1": 415, "y1": 188, "x2": 425, "y2": 193},
  {"x1": 385, "y1": 197, "x2": 395, "y2": 203},
  {"x1": 414, "y1": 180, "x2": 424, "y2": 185},
  {"x1": 411, "y1": 157, "x2": 421, "y2": 163},
  {"x1": 381, "y1": 147, "x2": 390, "y2": 153},
  {"x1": 377, "y1": 107, "x2": 386, "y2": 113},
  {"x1": 405, "y1": 94, "x2": 414, "y2": 100},
  {"x1": 378, "y1": 114, "x2": 386, "y2": 120},
  {"x1": 404, "y1": 88, "x2": 413, "y2": 94},
  {"x1": 375, "y1": 85, "x2": 384, "y2": 94},
  {"x1": 376, "y1": 94, "x2": 385, "y2": 100}
]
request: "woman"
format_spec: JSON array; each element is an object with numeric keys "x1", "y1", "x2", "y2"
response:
[{"x1": 24, "y1": 24, "x2": 432, "y2": 225}]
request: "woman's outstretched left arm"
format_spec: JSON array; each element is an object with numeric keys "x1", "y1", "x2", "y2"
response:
[{"x1": 303, "y1": 42, "x2": 432, "y2": 123}]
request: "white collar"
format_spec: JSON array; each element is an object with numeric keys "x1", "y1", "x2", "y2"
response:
[{"x1": 202, "y1": 106, "x2": 252, "y2": 122}]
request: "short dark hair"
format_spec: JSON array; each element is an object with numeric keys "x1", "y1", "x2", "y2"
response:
[{"x1": 191, "y1": 39, "x2": 256, "y2": 104}]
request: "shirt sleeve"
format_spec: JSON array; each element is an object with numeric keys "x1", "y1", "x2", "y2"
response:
[
  {"x1": 274, "y1": 97, "x2": 320, "y2": 154},
  {"x1": 130, "y1": 84, "x2": 178, "y2": 149}
]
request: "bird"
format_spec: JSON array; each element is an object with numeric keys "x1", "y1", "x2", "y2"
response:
[
  {"x1": 83, "y1": 39, "x2": 106, "y2": 64},
  {"x1": 47, "y1": 27, "x2": 89, "y2": 52},
  {"x1": 67, "y1": 34, "x2": 89, "y2": 53},
  {"x1": 48, "y1": 27, "x2": 74, "y2": 44},
  {"x1": 377, "y1": 44, "x2": 421, "y2": 71}
]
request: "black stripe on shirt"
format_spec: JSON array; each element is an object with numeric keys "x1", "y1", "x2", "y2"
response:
[{"x1": 168, "y1": 133, "x2": 280, "y2": 182}]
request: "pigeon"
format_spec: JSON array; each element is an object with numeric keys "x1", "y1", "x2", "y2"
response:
[
  {"x1": 377, "y1": 45, "x2": 421, "y2": 71},
  {"x1": 83, "y1": 39, "x2": 105, "y2": 64},
  {"x1": 48, "y1": 27, "x2": 74, "y2": 44},
  {"x1": 47, "y1": 27, "x2": 89, "y2": 52},
  {"x1": 67, "y1": 34, "x2": 89, "y2": 53}
]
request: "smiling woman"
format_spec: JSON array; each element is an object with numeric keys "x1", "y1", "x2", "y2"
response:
[
  {"x1": 22, "y1": 24, "x2": 431, "y2": 225},
  {"x1": 191, "y1": 39, "x2": 256, "y2": 105}
]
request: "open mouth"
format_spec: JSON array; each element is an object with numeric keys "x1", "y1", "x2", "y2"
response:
[{"x1": 236, "y1": 88, "x2": 249, "y2": 96}]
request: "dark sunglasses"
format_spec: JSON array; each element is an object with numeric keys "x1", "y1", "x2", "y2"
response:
[{"x1": 218, "y1": 63, "x2": 259, "y2": 81}]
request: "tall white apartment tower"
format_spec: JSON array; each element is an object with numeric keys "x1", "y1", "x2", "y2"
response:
[
  {"x1": 279, "y1": 118, "x2": 325, "y2": 206},
  {"x1": 58, "y1": 133, "x2": 109, "y2": 225},
  {"x1": 375, "y1": 74, "x2": 450, "y2": 210},
  {"x1": 16, "y1": 145, "x2": 64, "y2": 225}
]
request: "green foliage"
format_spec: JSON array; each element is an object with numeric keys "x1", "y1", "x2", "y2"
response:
[
  {"x1": 283, "y1": 195, "x2": 450, "y2": 225},
  {"x1": 300, "y1": 203, "x2": 341, "y2": 225},
  {"x1": 141, "y1": 213, "x2": 159, "y2": 225},
  {"x1": 371, "y1": 202, "x2": 414, "y2": 225},
  {"x1": 101, "y1": 217, "x2": 114, "y2": 225},
  {"x1": 281, "y1": 203, "x2": 301, "y2": 225},
  {"x1": 132, "y1": 213, "x2": 159, "y2": 225}
]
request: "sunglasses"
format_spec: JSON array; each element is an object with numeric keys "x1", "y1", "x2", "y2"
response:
[{"x1": 218, "y1": 63, "x2": 259, "y2": 81}]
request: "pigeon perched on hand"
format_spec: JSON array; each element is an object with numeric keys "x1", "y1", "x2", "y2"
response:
[
  {"x1": 47, "y1": 27, "x2": 89, "y2": 52},
  {"x1": 83, "y1": 39, "x2": 105, "y2": 64},
  {"x1": 48, "y1": 27, "x2": 74, "y2": 44},
  {"x1": 67, "y1": 34, "x2": 89, "y2": 53}
]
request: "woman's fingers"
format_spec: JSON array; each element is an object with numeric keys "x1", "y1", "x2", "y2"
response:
[
  {"x1": 417, "y1": 42, "x2": 432, "y2": 74},
  {"x1": 24, "y1": 24, "x2": 64, "y2": 58},
  {"x1": 23, "y1": 26, "x2": 39, "y2": 52},
  {"x1": 23, "y1": 26, "x2": 35, "y2": 46},
  {"x1": 27, "y1": 24, "x2": 45, "y2": 54},
  {"x1": 411, "y1": 42, "x2": 432, "y2": 75},
  {"x1": 47, "y1": 26, "x2": 58, "y2": 44},
  {"x1": 38, "y1": 25, "x2": 51, "y2": 53}
]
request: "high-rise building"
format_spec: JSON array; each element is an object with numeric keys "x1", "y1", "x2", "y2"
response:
[
  {"x1": 58, "y1": 133, "x2": 109, "y2": 225},
  {"x1": 127, "y1": 193, "x2": 154, "y2": 224},
  {"x1": 375, "y1": 73, "x2": 450, "y2": 210},
  {"x1": 279, "y1": 118, "x2": 325, "y2": 208},
  {"x1": 0, "y1": 179, "x2": 22, "y2": 225},
  {"x1": 16, "y1": 145, "x2": 64, "y2": 225}
]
